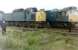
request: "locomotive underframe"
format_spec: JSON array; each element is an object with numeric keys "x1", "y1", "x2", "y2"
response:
[
  {"x1": 48, "y1": 21, "x2": 78, "y2": 28},
  {"x1": 6, "y1": 21, "x2": 47, "y2": 28},
  {"x1": 5, "y1": 21, "x2": 78, "y2": 29}
]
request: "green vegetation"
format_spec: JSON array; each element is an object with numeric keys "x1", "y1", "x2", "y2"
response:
[{"x1": 4, "y1": 27, "x2": 78, "y2": 50}]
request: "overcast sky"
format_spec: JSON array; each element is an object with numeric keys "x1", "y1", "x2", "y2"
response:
[{"x1": 0, "y1": 0, "x2": 78, "y2": 13}]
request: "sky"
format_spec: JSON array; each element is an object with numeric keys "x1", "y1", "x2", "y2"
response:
[{"x1": 0, "y1": 0, "x2": 78, "y2": 13}]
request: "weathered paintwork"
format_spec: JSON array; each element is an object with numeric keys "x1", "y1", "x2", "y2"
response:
[
  {"x1": 13, "y1": 9, "x2": 25, "y2": 21},
  {"x1": 25, "y1": 8, "x2": 37, "y2": 21},
  {"x1": 4, "y1": 13, "x2": 13, "y2": 21},
  {"x1": 36, "y1": 9, "x2": 46, "y2": 21}
]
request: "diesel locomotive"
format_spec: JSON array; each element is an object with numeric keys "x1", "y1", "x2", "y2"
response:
[{"x1": 0, "y1": 6, "x2": 78, "y2": 28}]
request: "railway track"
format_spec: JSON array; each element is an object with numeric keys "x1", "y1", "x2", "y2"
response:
[
  {"x1": 62, "y1": 25, "x2": 78, "y2": 36},
  {"x1": 6, "y1": 26, "x2": 78, "y2": 36},
  {"x1": 70, "y1": 24, "x2": 78, "y2": 33}
]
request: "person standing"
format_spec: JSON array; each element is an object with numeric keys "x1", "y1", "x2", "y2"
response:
[{"x1": 0, "y1": 12, "x2": 6, "y2": 35}]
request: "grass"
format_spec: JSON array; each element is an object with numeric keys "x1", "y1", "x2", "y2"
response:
[{"x1": 4, "y1": 27, "x2": 78, "y2": 50}]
